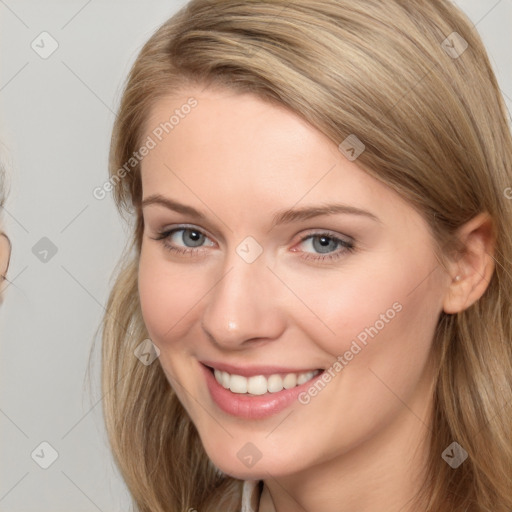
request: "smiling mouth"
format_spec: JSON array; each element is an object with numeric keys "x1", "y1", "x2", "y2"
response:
[{"x1": 206, "y1": 366, "x2": 323, "y2": 395}]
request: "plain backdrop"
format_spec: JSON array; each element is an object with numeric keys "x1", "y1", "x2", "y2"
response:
[{"x1": 0, "y1": 1, "x2": 510, "y2": 510}]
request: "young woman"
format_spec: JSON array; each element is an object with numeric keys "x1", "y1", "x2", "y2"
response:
[{"x1": 100, "y1": 1, "x2": 512, "y2": 510}]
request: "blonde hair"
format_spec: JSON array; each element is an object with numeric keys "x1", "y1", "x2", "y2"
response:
[{"x1": 100, "y1": 1, "x2": 512, "y2": 510}]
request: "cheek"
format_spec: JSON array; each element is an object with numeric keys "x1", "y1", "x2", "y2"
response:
[
  {"x1": 286, "y1": 264, "x2": 407, "y2": 358},
  {"x1": 322, "y1": 264, "x2": 442, "y2": 411},
  {"x1": 137, "y1": 247, "x2": 206, "y2": 346},
  {"x1": 293, "y1": 251, "x2": 443, "y2": 371},
  {"x1": 283, "y1": 264, "x2": 442, "y2": 457}
]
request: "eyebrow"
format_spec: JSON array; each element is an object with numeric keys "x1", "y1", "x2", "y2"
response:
[{"x1": 141, "y1": 194, "x2": 381, "y2": 228}]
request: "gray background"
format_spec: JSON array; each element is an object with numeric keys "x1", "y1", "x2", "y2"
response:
[{"x1": 0, "y1": 1, "x2": 510, "y2": 510}]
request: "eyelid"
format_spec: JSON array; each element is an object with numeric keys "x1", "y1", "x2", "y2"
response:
[
  {"x1": 294, "y1": 228, "x2": 354, "y2": 244},
  {"x1": 156, "y1": 224, "x2": 217, "y2": 245},
  {"x1": 144, "y1": 211, "x2": 226, "y2": 244}
]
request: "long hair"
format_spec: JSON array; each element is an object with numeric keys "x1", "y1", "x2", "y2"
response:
[{"x1": 100, "y1": 1, "x2": 512, "y2": 510}]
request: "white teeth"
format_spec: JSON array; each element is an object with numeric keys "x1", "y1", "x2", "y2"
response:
[
  {"x1": 283, "y1": 373, "x2": 297, "y2": 389},
  {"x1": 267, "y1": 374, "x2": 283, "y2": 393},
  {"x1": 229, "y1": 374, "x2": 247, "y2": 393},
  {"x1": 297, "y1": 372, "x2": 311, "y2": 385},
  {"x1": 221, "y1": 371, "x2": 230, "y2": 389},
  {"x1": 247, "y1": 375, "x2": 268, "y2": 395},
  {"x1": 213, "y1": 369, "x2": 320, "y2": 395}
]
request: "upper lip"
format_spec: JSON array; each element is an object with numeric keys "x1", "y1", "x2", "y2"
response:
[{"x1": 201, "y1": 361, "x2": 323, "y2": 377}]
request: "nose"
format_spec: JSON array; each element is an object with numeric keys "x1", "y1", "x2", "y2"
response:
[{"x1": 200, "y1": 252, "x2": 286, "y2": 350}]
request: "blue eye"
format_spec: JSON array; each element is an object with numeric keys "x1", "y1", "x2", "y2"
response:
[
  {"x1": 154, "y1": 227, "x2": 215, "y2": 255},
  {"x1": 295, "y1": 233, "x2": 355, "y2": 262},
  {"x1": 152, "y1": 226, "x2": 355, "y2": 262}
]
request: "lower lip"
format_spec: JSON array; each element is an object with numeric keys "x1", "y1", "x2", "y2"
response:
[{"x1": 201, "y1": 363, "x2": 324, "y2": 419}]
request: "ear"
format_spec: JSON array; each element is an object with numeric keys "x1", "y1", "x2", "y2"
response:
[{"x1": 443, "y1": 212, "x2": 496, "y2": 314}]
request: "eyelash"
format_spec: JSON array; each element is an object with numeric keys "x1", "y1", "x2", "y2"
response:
[{"x1": 151, "y1": 226, "x2": 356, "y2": 262}]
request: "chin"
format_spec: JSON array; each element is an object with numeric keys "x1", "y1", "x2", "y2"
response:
[{"x1": 203, "y1": 442, "x2": 299, "y2": 481}]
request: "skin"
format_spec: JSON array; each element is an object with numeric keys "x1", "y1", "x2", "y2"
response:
[
  {"x1": 138, "y1": 87, "x2": 495, "y2": 512},
  {"x1": 0, "y1": 230, "x2": 11, "y2": 302}
]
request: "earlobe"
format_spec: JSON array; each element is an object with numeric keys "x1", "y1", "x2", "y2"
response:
[{"x1": 442, "y1": 212, "x2": 496, "y2": 315}]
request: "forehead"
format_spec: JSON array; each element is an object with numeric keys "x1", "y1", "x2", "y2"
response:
[{"x1": 139, "y1": 87, "x2": 415, "y2": 228}]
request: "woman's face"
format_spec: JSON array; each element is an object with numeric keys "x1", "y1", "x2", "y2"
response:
[{"x1": 138, "y1": 87, "x2": 449, "y2": 480}]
